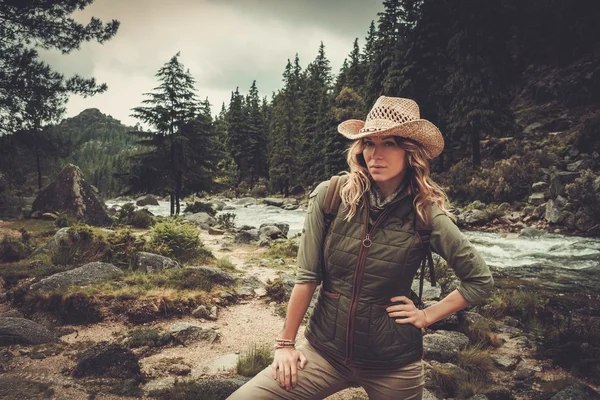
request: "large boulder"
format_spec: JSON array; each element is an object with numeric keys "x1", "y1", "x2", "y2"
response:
[
  {"x1": 31, "y1": 164, "x2": 112, "y2": 226},
  {"x1": 463, "y1": 210, "x2": 489, "y2": 225},
  {"x1": 184, "y1": 266, "x2": 236, "y2": 286},
  {"x1": 528, "y1": 192, "x2": 546, "y2": 206},
  {"x1": 423, "y1": 330, "x2": 469, "y2": 363},
  {"x1": 234, "y1": 229, "x2": 259, "y2": 244},
  {"x1": 30, "y1": 262, "x2": 123, "y2": 293},
  {"x1": 133, "y1": 252, "x2": 180, "y2": 273},
  {"x1": 549, "y1": 171, "x2": 579, "y2": 198},
  {"x1": 549, "y1": 383, "x2": 600, "y2": 400},
  {"x1": 184, "y1": 212, "x2": 217, "y2": 229},
  {"x1": 545, "y1": 199, "x2": 564, "y2": 224},
  {"x1": 259, "y1": 224, "x2": 285, "y2": 240},
  {"x1": 30, "y1": 227, "x2": 70, "y2": 257},
  {"x1": 72, "y1": 342, "x2": 141, "y2": 379},
  {"x1": 263, "y1": 198, "x2": 284, "y2": 207},
  {"x1": 0, "y1": 317, "x2": 58, "y2": 345}
]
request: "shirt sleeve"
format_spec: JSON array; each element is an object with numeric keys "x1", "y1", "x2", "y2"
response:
[
  {"x1": 294, "y1": 181, "x2": 329, "y2": 284},
  {"x1": 429, "y1": 206, "x2": 494, "y2": 304}
]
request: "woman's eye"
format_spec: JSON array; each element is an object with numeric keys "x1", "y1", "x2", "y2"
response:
[
  {"x1": 364, "y1": 141, "x2": 374, "y2": 147},
  {"x1": 384, "y1": 141, "x2": 396, "y2": 147}
]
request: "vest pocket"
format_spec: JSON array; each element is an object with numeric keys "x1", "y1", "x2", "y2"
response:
[
  {"x1": 367, "y1": 304, "x2": 422, "y2": 359},
  {"x1": 310, "y1": 288, "x2": 340, "y2": 342}
]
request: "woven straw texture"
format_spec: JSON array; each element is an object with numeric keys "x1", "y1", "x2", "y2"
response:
[{"x1": 338, "y1": 96, "x2": 444, "y2": 159}]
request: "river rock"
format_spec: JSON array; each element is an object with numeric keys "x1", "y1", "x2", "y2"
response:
[
  {"x1": 274, "y1": 223, "x2": 290, "y2": 237},
  {"x1": 411, "y1": 280, "x2": 442, "y2": 301},
  {"x1": 528, "y1": 192, "x2": 546, "y2": 206},
  {"x1": 233, "y1": 197, "x2": 256, "y2": 206},
  {"x1": 209, "y1": 200, "x2": 226, "y2": 211},
  {"x1": 497, "y1": 202, "x2": 511, "y2": 213},
  {"x1": 466, "y1": 396, "x2": 488, "y2": 400},
  {"x1": 134, "y1": 252, "x2": 180, "y2": 274},
  {"x1": 184, "y1": 212, "x2": 217, "y2": 229},
  {"x1": 30, "y1": 262, "x2": 123, "y2": 293},
  {"x1": 533, "y1": 203, "x2": 546, "y2": 219},
  {"x1": 423, "y1": 330, "x2": 469, "y2": 362},
  {"x1": 238, "y1": 225, "x2": 256, "y2": 231},
  {"x1": 234, "y1": 229, "x2": 259, "y2": 244},
  {"x1": 185, "y1": 266, "x2": 236, "y2": 286},
  {"x1": 223, "y1": 205, "x2": 236, "y2": 211},
  {"x1": 136, "y1": 195, "x2": 159, "y2": 206},
  {"x1": 259, "y1": 225, "x2": 285, "y2": 240},
  {"x1": 574, "y1": 210, "x2": 595, "y2": 231},
  {"x1": 0, "y1": 317, "x2": 58, "y2": 345},
  {"x1": 209, "y1": 227, "x2": 225, "y2": 235},
  {"x1": 545, "y1": 199, "x2": 564, "y2": 224},
  {"x1": 519, "y1": 227, "x2": 546, "y2": 238},
  {"x1": 464, "y1": 210, "x2": 489, "y2": 225},
  {"x1": 169, "y1": 323, "x2": 219, "y2": 344},
  {"x1": 72, "y1": 342, "x2": 141, "y2": 379},
  {"x1": 523, "y1": 122, "x2": 543, "y2": 134},
  {"x1": 549, "y1": 382, "x2": 600, "y2": 400},
  {"x1": 532, "y1": 181, "x2": 549, "y2": 191},
  {"x1": 264, "y1": 198, "x2": 284, "y2": 207},
  {"x1": 31, "y1": 164, "x2": 112, "y2": 226},
  {"x1": 490, "y1": 353, "x2": 520, "y2": 371},
  {"x1": 514, "y1": 367, "x2": 535, "y2": 380}
]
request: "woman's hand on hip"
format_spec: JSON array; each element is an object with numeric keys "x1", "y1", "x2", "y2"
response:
[
  {"x1": 386, "y1": 296, "x2": 428, "y2": 329},
  {"x1": 271, "y1": 347, "x2": 308, "y2": 392}
]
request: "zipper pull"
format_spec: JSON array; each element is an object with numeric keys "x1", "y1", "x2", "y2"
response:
[{"x1": 362, "y1": 234, "x2": 373, "y2": 248}]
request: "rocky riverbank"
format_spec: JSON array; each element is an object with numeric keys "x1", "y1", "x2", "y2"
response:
[{"x1": 1, "y1": 214, "x2": 599, "y2": 399}]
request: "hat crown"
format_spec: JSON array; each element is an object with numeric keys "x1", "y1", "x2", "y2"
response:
[{"x1": 365, "y1": 96, "x2": 421, "y2": 126}]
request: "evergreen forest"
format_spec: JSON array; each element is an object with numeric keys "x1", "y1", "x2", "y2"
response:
[{"x1": 1, "y1": 0, "x2": 599, "y2": 214}]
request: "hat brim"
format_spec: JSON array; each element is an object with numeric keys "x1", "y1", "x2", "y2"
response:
[{"x1": 338, "y1": 119, "x2": 444, "y2": 159}]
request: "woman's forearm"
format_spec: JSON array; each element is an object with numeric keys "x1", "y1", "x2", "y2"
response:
[
  {"x1": 423, "y1": 289, "x2": 469, "y2": 327},
  {"x1": 279, "y1": 282, "x2": 319, "y2": 340}
]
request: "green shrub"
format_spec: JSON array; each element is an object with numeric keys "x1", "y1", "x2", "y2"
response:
[
  {"x1": 0, "y1": 235, "x2": 29, "y2": 262},
  {"x1": 166, "y1": 268, "x2": 214, "y2": 291},
  {"x1": 574, "y1": 110, "x2": 600, "y2": 153},
  {"x1": 116, "y1": 203, "x2": 136, "y2": 223},
  {"x1": 146, "y1": 219, "x2": 208, "y2": 262},
  {"x1": 457, "y1": 346, "x2": 493, "y2": 382},
  {"x1": 215, "y1": 257, "x2": 236, "y2": 271},
  {"x1": 55, "y1": 212, "x2": 71, "y2": 228},
  {"x1": 265, "y1": 277, "x2": 288, "y2": 302},
  {"x1": 106, "y1": 229, "x2": 144, "y2": 268},
  {"x1": 216, "y1": 212, "x2": 236, "y2": 229},
  {"x1": 236, "y1": 344, "x2": 274, "y2": 377},
  {"x1": 266, "y1": 239, "x2": 299, "y2": 259},
  {"x1": 183, "y1": 201, "x2": 216, "y2": 216},
  {"x1": 127, "y1": 328, "x2": 172, "y2": 348},
  {"x1": 50, "y1": 225, "x2": 108, "y2": 266},
  {"x1": 566, "y1": 169, "x2": 600, "y2": 219}
]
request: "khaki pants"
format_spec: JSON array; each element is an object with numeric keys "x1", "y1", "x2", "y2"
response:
[{"x1": 228, "y1": 341, "x2": 424, "y2": 400}]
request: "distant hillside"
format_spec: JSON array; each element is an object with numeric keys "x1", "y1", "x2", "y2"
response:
[{"x1": 50, "y1": 108, "x2": 137, "y2": 198}]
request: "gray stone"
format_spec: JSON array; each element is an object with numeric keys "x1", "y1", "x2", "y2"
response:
[
  {"x1": 423, "y1": 388, "x2": 440, "y2": 400},
  {"x1": 32, "y1": 164, "x2": 112, "y2": 226},
  {"x1": 233, "y1": 197, "x2": 256, "y2": 206},
  {"x1": 497, "y1": 202, "x2": 511, "y2": 213},
  {"x1": 30, "y1": 262, "x2": 123, "y2": 293},
  {"x1": 533, "y1": 204, "x2": 546, "y2": 219},
  {"x1": 223, "y1": 205, "x2": 236, "y2": 211},
  {"x1": 545, "y1": 199, "x2": 563, "y2": 224},
  {"x1": 555, "y1": 195, "x2": 568, "y2": 209},
  {"x1": 192, "y1": 305, "x2": 218, "y2": 321},
  {"x1": 72, "y1": 342, "x2": 141, "y2": 379},
  {"x1": 569, "y1": 149, "x2": 580, "y2": 158},
  {"x1": 184, "y1": 266, "x2": 236, "y2": 286},
  {"x1": 519, "y1": 227, "x2": 546, "y2": 238},
  {"x1": 209, "y1": 200, "x2": 226, "y2": 211},
  {"x1": 490, "y1": 353, "x2": 520, "y2": 371},
  {"x1": 169, "y1": 323, "x2": 219, "y2": 344},
  {"x1": 514, "y1": 367, "x2": 535, "y2": 380},
  {"x1": 0, "y1": 317, "x2": 58, "y2": 345},
  {"x1": 470, "y1": 200, "x2": 486, "y2": 210},
  {"x1": 274, "y1": 223, "x2": 290, "y2": 237},
  {"x1": 459, "y1": 311, "x2": 488, "y2": 330},
  {"x1": 283, "y1": 204, "x2": 299, "y2": 211},
  {"x1": 169, "y1": 363, "x2": 191, "y2": 376},
  {"x1": 238, "y1": 225, "x2": 256, "y2": 231},
  {"x1": 574, "y1": 210, "x2": 595, "y2": 232},
  {"x1": 549, "y1": 383, "x2": 600, "y2": 400},
  {"x1": 134, "y1": 252, "x2": 179, "y2": 274},
  {"x1": 209, "y1": 227, "x2": 225, "y2": 235},
  {"x1": 259, "y1": 225, "x2": 285, "y2": 240},
  {"x1": 234, "y1": 286, "x2": 255, "y2": 298},
  {"x1": 30, "y1": 227, "x2": 70, "y2": 257},
  {"x1": 184, "y1": 212, "x2": 217, "y2": 229},
  {"x1": 423, "y1": 330, "x2": 469, "y2": 363},
  {"x1": 528, "y1": 192, "x2": 546, "y2": 206},
  {"x1": 567, "y1": 160, "x2": 584, "y2": 172},
  {"x1": 411, "y1": 279, "x2": 442, "y2": 301},
  {"x1": 136, "y1": 195, "x2": 159, "y2": 206},
  {"x1": 466, "y1": 396, "x2": 488, "y2": 400},
  {"x1": 531, "y1": 181, "x2": 549, "y2": 191},
  {"x1": 234, "y1": 229, "x2": 259, "y2": 244},
  {"x1": 523, "y1": 122, "x2": 543, "y2": 134},
  {"x1": 464, "y1": 209, "x2": 489, "y2": 225},
  {"x1": 263, "y1": 198, "x2": 284, "y2": 207}
]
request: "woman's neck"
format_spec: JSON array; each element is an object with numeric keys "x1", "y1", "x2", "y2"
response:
[{"x1": 375, "y1": 172, "x2": 407, "y2": 199}]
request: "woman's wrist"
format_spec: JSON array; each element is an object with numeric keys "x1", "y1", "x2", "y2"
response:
[{"x1": 421, "y1": 309, "x2": 429, "y2": 328}]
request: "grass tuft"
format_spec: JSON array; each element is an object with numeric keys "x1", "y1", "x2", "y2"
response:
[{"x1": 236, "y1": 343, "x2": 273, "y2": 377}]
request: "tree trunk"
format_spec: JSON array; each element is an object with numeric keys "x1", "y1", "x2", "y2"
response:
[
  {"x1": 170, "y1": 134, "x2": 175, "y2": 215},
  {"x1": 34, "y1": 122, "x2": 42, "y2": 190},
  {"x1": 471, "y1": 130, "x2": 481, "y2": 167},
  {"x1": 175, "y1": 172, "x2": 182, "y2": 215}
]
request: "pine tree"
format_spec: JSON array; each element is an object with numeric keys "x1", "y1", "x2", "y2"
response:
[
  {"x1": 130, "y1": 52, "x2": 199, "y2": 214},
  {"x1": 299, "y1": 43, "x2": 333, "y2": 188},
  {"x1": 226, "y1": 87, "x2": 249, "y2": 191},
  {"x1": 245, "y1": 81, "x2": 268, "y2": 189},
  {"x1": 0, "y1": 0, "x2": 119, "y2": 135}
]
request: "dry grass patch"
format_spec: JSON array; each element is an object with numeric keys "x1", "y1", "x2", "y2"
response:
[{"x1": 236, "y1": 343, "x2": 274, "y2": 377}]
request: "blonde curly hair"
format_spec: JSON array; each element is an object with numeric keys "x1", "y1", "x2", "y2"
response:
[{"x1": 339, "y1": 137, "x2": 452, "y2": 223}]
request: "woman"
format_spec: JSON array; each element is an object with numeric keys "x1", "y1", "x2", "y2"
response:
[{"x1": 229, "y1": 96, "x2": 493, "y2": 400}]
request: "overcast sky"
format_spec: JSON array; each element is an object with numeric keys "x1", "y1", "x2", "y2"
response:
[{"x1": 41, "y1": 0, "x2": 383, "y2": 127}]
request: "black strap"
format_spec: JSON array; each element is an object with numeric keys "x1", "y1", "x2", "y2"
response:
[{"x1": 416, "y1": 229, "x2": 435, "y2": 307}]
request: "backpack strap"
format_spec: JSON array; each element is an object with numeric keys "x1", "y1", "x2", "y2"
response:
[
  {"x1": 415, "y1": 206, "x2": 436, "y2": 308},
  {"x1": 322, "y1": 175, "x2": 348, "y2": 231}
]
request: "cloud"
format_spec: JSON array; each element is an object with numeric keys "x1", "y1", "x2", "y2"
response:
[{"x1": 39, "y1": 0, "x2": 383, "y2": 126}]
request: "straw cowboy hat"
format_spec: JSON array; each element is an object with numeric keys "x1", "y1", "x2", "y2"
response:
[{"x1": 338, "y1": 96, "x2": 444, "y2": 159}]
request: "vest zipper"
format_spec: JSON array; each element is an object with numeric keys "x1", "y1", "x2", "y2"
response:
[{"x1": 344, "y1": 196, "x2": 395, "y2": 364}]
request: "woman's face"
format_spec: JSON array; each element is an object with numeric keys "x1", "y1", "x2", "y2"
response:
[{"x1": 362, "y1": 136, "x2": 408, "y2": 186}]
